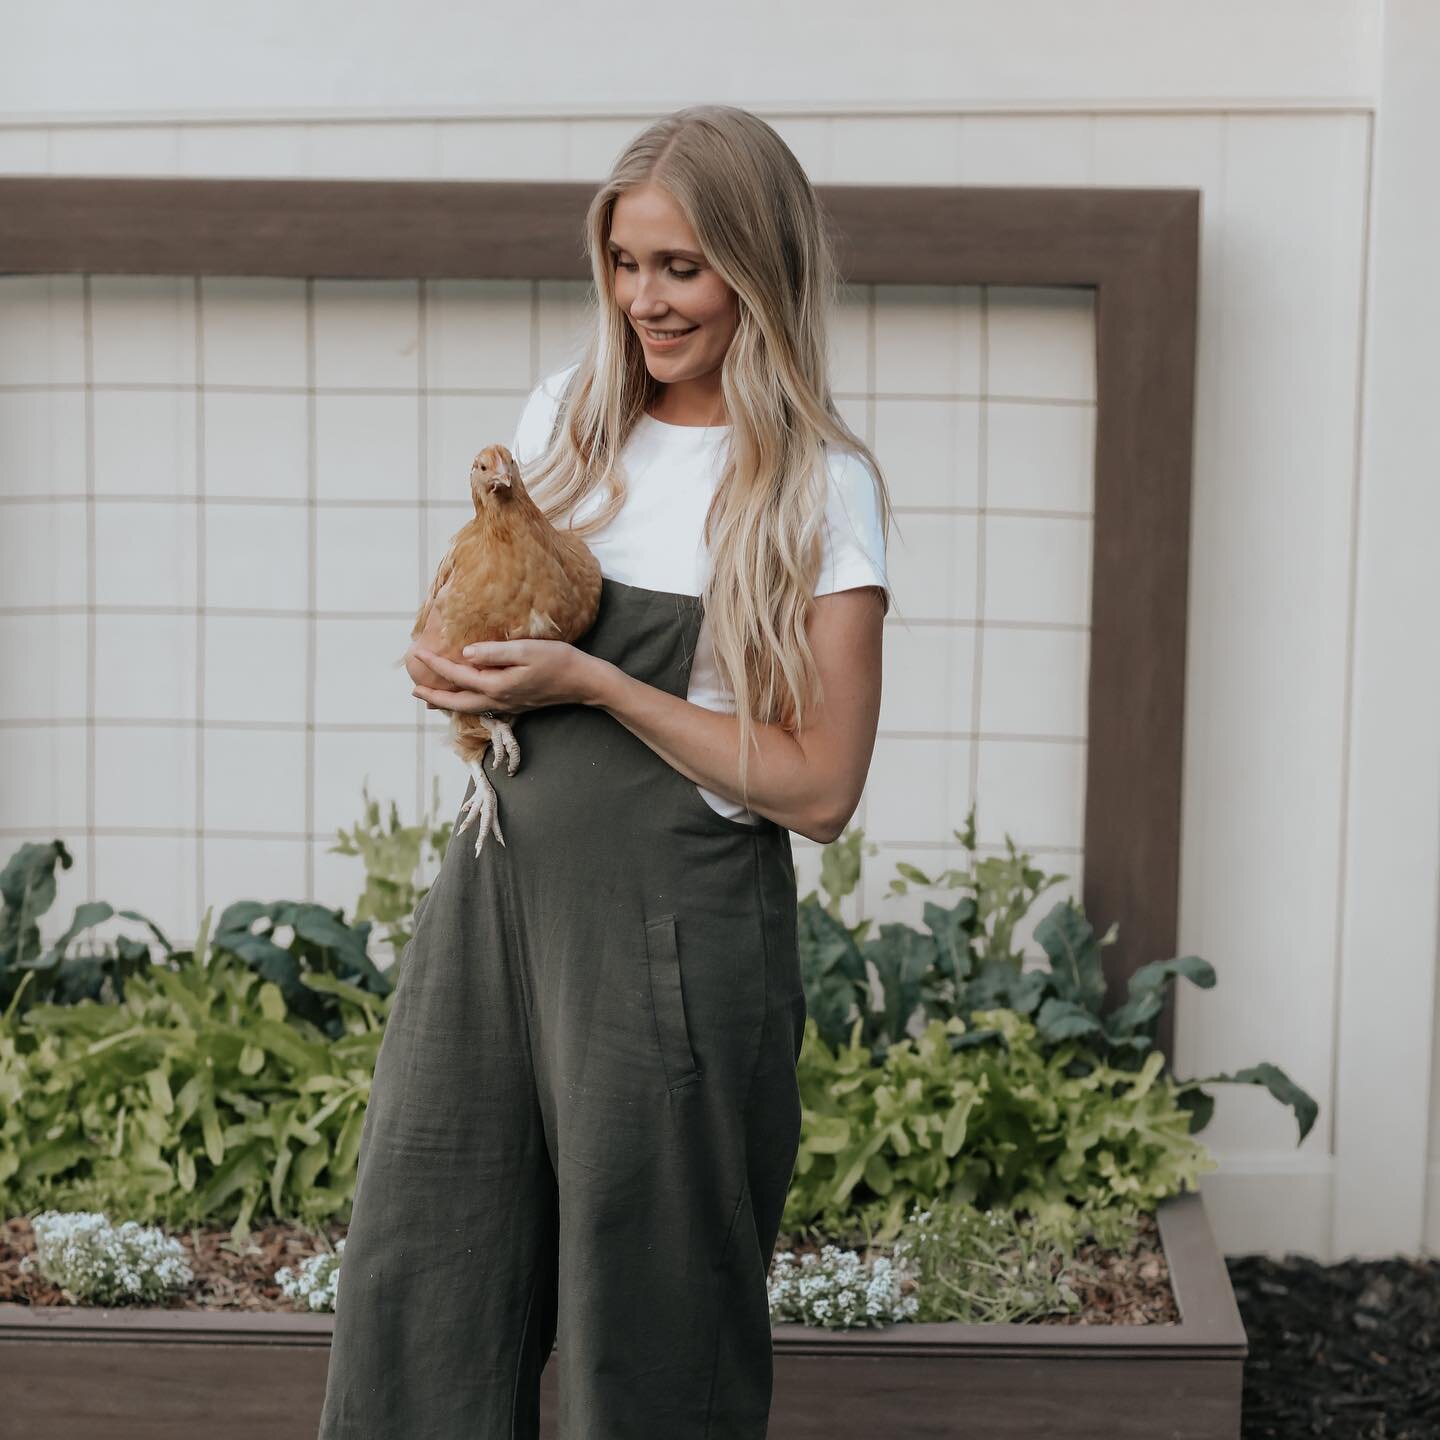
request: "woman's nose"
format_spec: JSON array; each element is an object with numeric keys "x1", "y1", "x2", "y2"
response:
[{"x1": 629, "y1": 273, "x2": 669, "y2": 317}]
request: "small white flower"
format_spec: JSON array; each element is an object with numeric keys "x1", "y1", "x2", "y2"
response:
[
  {"x1": 28, "y1": 1210, "x2": 193, "y2": 1306},
  {"x1": 275, "y1": 1236, "x2": 346, "y2": 1312},
  {"x1": 767, "y1": 1241, "x2": 914, "y2": 1330}
]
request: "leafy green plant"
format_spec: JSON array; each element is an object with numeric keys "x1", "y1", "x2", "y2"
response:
[
  {"x1": 784, "y1": 1007, "x2": 1216, "y2": 1243},
  {"x1": 1, "y1": 840, "x2": 172, "y2": 1014},
  {"x1": 207, "y1": 900, "x2": 391, "y2": 1038},
  {"x1": 798, "y1": 806, "x2": 1071, "y2": 1054},
  {"x1": 0, "y1": 840, "x2": 390, "y2": 1028},
  {"x1": 799, "y1": 805, "x2": 1317, "y2": 1144},
  {"x1": 328, "y1": 776, "x2": 453, "y2": 970},
  {"x1": 0, "y1": 907, "x2": 387, "y2": 1242}
]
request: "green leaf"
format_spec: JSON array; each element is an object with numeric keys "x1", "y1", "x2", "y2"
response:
[
  {"x1": 1035, "y1": 998, "x2": 1104, "y2": 1043},
  {"x1": 863, "y1": 1152, "x2": 894, "y2": 1194},
  {"x1": 144, "y1": 1068, "x2": 174, "y2": 1116},
  {"x1": 1184, "y1": 1062, "x2": 1318, "y2": 1143},
  {"x1": 200, "y1": 1091, "x2": 225, "y2": 1167},
  {"x1": 1127, "y1": 954, "x2": 1216, "y2": 997},
  {"x1": 1033, "y1": 901, "x2": 1107, "y2": 1013},
  {"x1": 803, "y1": 1115, "x2": 852, "y2": 1154},
  {"x1": 258, "y1": 981, "x2": 287, "y2": 1022},
  {"x1": 894, "y1": 862, "x2": 933, "y2": 886},
  {"x1": 941, "y1": 1092, "x2": 977, "y2": 1157}
]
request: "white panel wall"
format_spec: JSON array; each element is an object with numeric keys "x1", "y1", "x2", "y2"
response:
[
  {"x1": 0, "y1": 0, "x2": 1378, "y2": 117},
  {"x1": 0, "y1": 274, "x2": 1094, "y2": 966},
  {"x1": 3, "y1": 0, "x2": 1436, "y2": 1262}
]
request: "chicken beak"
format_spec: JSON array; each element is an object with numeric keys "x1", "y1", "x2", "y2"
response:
[{"x1": 488, "y1": 470, "x2": 512, "y2": 493}]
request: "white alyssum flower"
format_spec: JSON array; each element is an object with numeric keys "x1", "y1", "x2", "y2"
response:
[
  {"x1": 24, "y1": 1211, "x2": 193, "y2": 1306},
  {"x1": 767, "y1": 1242, "x2": 918, "y2": 1330},
  {"x1": 276, "y1": 1237, "x2": 346, "y2": 1312}
]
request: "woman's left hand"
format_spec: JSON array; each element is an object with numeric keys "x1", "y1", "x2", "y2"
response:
[{"x1": 409, "y1": 640, "x2": 606, "y2": 715}]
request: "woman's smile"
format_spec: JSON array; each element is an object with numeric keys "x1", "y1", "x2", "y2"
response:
[{"x1": 639, "y1": 322, "x2": 698, "y2": 347}]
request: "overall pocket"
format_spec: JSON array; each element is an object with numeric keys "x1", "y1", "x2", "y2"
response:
[{"x1": 644, "y1": 913, "x2": 701, "y2": 1091}]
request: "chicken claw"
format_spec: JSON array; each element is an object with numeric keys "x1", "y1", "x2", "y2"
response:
[
  {"x1": 456, "y1": 756, "x2": 506, "y2": 855},
  {"x1": 486, "y1": 717, "x2": 521, "y2": 775}
]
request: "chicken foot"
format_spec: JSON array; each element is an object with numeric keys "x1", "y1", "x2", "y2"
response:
[
  {"x1": 456, "y1": 757, "x2": 505, "y2": 855},
  {"x1": 486, "y1": 717, "x2": 521, "y2": 775},
  {"x1": 453, "y1": 715, "x2": 521, "y2": 856}
]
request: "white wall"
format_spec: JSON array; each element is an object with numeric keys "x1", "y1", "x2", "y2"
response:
[{"x1": 3, "y1": 0, "x2": 1437, "y2": 1262}]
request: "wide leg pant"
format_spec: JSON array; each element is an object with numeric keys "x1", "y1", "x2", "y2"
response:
[{"x1": 317, "y1": 578, "x2": 807, "y2": 1439}]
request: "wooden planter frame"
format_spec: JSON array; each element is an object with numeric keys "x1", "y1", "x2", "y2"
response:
[
  {"x1": 0, "y1": 1191, "x2": 1241, "y2": 1439},
  {"x1": 0, "y1": 171, "x2": 1199, "y2": 1043},
  {"x1": 0, "y1": 173, "x2": 1221, "y2": 1436}
]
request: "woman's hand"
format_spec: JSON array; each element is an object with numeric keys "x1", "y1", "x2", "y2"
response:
[
  {"x1": 409, "y1": 640, "x2": 609, "y2": 715},
  {"x1": 403, "y1": 643, "x2": 459, "y2": 693}
]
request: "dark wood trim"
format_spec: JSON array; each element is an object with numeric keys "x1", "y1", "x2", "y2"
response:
[
  {"x1": 0, "y1": 174, "x2": 1199, "y2": 1052},
  {"x1": 0, "y1": 1192, "x2": 1242, "y2": 1439}
]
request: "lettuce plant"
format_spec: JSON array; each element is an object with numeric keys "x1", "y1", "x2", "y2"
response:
[{"x1": 783, "y1": 1008, "x2": 1217, "y2": 1241}]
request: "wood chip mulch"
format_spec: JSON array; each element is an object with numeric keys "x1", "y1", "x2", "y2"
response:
[
  {"x1": 1227, "y1": 1251, "x2": 1440, "y2": 1439},
  {"x1": 0, "y1": 1214, "x2": 347, "y2": 1311}
]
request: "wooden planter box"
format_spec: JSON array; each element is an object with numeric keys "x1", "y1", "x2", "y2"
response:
[{"x1": 0, "y1": 1190, "x2": 1244, "y2": 1439}]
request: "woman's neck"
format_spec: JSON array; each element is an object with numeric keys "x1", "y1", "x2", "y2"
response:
[{"x1": 646, "y1": 380, "x2": 727, "y2": 428}]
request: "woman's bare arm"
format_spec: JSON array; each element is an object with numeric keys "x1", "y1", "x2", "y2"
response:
[{"x1": 586, "y1": 586, "x2": 885, "y2": 843}]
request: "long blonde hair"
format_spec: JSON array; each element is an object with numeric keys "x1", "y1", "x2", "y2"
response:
[{"x1": 522, "y1": 103, "x2": 895, "y2": 811}]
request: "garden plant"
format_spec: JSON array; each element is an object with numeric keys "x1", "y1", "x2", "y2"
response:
[{"x1": 0, "y1": 797, "x2": 1318, "y2": 1330}]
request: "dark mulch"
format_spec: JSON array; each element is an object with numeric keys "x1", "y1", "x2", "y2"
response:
[{"x1": 1227, "y1": 1251, "x2": 1440, "y2": 1439}]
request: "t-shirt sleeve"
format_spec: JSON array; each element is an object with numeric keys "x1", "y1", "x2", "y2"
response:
[
  {"x1": 815, "y1": 449, "x2": 890, "y2": 614},
  {"x1": 509, "y1": 361, "x2": 578, "y2": 467}
]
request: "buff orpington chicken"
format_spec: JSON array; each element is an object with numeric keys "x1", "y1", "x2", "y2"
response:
[{"x1": 403, "y1": 444, "x2": 601, "y2": 856}]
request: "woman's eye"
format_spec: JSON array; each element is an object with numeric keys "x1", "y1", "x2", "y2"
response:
[{"x1": 613, "y1": 259, "x2": 699, "y2": 280}]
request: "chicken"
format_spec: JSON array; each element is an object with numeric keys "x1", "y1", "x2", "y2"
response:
[{"x1": 402, "y1": 444, "x2": 601, "y2": 856}]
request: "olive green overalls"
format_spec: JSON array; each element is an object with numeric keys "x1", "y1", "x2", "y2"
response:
[{"x1": 318, "y1": 577, "x2": 808, "y2": 1439}]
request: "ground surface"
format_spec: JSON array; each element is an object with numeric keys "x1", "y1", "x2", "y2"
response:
[{"x1": 1228, "y1": 1251, "x2": 1440, "y2": 1439}]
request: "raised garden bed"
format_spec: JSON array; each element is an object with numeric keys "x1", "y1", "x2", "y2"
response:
[{"x1": 0, "y1": 1190, "x2": 1243, "y2": 1439}]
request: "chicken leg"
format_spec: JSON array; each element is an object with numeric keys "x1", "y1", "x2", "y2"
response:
[
  {"x1": 486, "y1": 717, "x2": 521, "y2": 775},
  {"x1": 456, "y1": 756, "x2": 505, "y2": 856},
  {"x1": 454, "y1": 713, "x2": 523, "y2": 856}
]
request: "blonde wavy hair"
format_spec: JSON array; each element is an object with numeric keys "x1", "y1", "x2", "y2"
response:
[{"x1": 521, "y1": 103, "x2": 896, "y2": 812}]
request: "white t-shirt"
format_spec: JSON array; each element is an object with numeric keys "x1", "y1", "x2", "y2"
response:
[{"x1": 510, "y1": 362, "x2": 889, "y2": 825}]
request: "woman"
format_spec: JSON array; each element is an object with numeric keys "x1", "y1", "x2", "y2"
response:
[{"x1": 318, "y1": 103, "x2": 893, "y2": 1439}]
